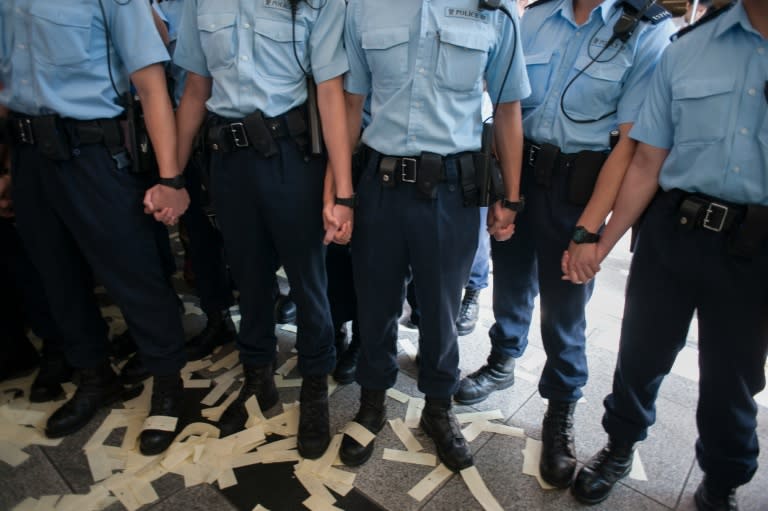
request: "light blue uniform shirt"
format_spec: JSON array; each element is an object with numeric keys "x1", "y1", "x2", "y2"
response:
[
  {"x1": 173, "y1": 0, "x2": 349, "y2": 119},
  {"x1": 521, "y1": 0, "x2": 674, "y2": 153},
  {"x1": 0, "y1": 0, "x2": 169, "y2": 120},
  {"x1": 345, "y1": 0, "x2": 530, "y2": 157},
  {"x1": 631, "y1": 1, "x2": 768, "y2": 206}
]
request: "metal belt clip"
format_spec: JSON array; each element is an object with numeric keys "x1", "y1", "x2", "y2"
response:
[
  {"x1": 526, "y1": 143, "x2": 540, "y2": 168},
  {"x1": 16, "y1": 118, "x2": 34, "y2": 144},
  {"x1": 401, "y1": 157, "x2": 417, "y2": 183},
  {"x1": 229, "y1": 122, "x2": 250, "y2": 148},
  {"x1": 702, "y1": 202, "x2": 728, "y2": 232}
]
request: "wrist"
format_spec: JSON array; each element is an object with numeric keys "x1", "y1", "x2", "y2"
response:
[
  {"x1": 501, "y1": 196, "x2": 525, "y2": 212},
  {"x1": 571, "y1": 225, "x2": 600, "y2": 244}
]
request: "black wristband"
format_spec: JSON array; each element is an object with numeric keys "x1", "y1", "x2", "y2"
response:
[
  {"x1": 334, "y1": 195, "x2": 356, "y2": 209},
  {"x1": 158, "y1": 175, "x2": 186, "y2": 190},
  {"x1": 501, "y1": 196, "x2": 525, "y2": 212},
  {"x1": 572, "y1": 226, "x2": 600, "y2": 244}
]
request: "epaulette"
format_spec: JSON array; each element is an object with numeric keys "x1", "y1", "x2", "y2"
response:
[
  {"x1": 525, "y1": 0, "x2": 558, "y2": 10},
  {"x1": 672, "y1": 1, "x2": 735, "y2": 40},
  {"x1": 618, "y1": 0, "x2": 671, "y2": 24}
]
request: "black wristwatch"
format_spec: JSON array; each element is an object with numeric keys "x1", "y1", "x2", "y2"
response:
[
  {"x1": 572, "y1": 226, "x2": 600, "y2": 244},
  {"x1": 158, "y1": 175, "x2": 186, "y2": 190},
  {"x1": 501, "y1": 196, "x2": 525, "y2": 212},
  {"x1": 334, "y1": 195, "x2": 356, "y2": 209}
]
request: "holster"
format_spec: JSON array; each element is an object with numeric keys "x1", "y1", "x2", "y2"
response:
[
  {"x1": 568, "y1": 151, "x2": 607, "y2": 207},
  {"x1": 32, "y1": 116, "x2": 72, "y2": 161},
  {"x1": 730, "y1": 205, "x2": 768, "y2": 259},
  {"x1": 243, "y1": 111, "x2": 279, "y2": 158},
  {"x1": 460, "y1": 153, "x2": 479, "y2": 207},
  {"x1": 417, "y1": 152, "x2": 442, "y2": 200}
]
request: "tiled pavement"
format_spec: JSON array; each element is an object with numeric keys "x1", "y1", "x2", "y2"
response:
[{"x1": 2, "y1": 234, "x2": 767, "y2": 511}]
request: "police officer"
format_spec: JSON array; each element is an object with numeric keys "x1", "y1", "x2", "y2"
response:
[
  {"x1": 0, "y1": 0, "x2": 190, "y2": 455},
  {"x1": 173, "y1": 0, "x2": 353, "y2": 458},
  {"x1": 454, "y1": 0, "x2": 674, "y2": 489},
  {"x1": 340, "y1": 0, "x2": 529, "y2": 471},
  {"x1": 570, "y1": 1, "x2": 768, "y2": 508}
]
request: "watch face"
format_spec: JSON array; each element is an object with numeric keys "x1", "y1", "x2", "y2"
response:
[{"x1": 573, "y1": 227, "x2": 598, "y2": 243}]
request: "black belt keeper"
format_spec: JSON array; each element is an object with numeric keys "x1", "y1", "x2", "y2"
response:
[{"x1": 459, "y1": 153, "x2": 478, "y2": 207}]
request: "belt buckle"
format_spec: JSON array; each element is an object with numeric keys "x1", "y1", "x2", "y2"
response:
[
  {"x1": 16, "y1": 118, "x2": 34, "y2": 145},
  {"x1": 229, "y1": 122, "x2": 249, "y2": 148},
  {"x1": 401, "y1": 157, "x2": 417, "y2": 183},
  {"x1": 527, "y1": 143, "x2": 540, "y2": 168},
  {"x1": 702, "y1": 202, "x2": 728, "y2": 232}
]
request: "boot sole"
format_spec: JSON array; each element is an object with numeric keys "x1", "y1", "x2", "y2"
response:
[
  {"x1": 453, "y1": 379, "x2": 515, "y2": 405},
  {"x1": 456, "y1": 325, "x2": 477, "y2": 336},
  {"x1": 571, "y1": 465, "x2": 632, "y2": 505}
]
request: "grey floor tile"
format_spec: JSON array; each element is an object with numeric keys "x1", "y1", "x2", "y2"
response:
[
  {"x1": 1, "y1": 445, "x2": 72, "y2": 510},
  {"x1": 421, "y1": 432, "x2": 670, "y2": 511},
  {"x1": 147, "y1": 483, "x2": 238, "y2": 511}
]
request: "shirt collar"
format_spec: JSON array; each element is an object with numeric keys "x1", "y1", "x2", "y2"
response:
[
  {"x1": 550, "y1": 0, "x2": 621, "y2": 27},
  {"x1": 713, "y1": 1, "x2": 765, "y2": 40}
]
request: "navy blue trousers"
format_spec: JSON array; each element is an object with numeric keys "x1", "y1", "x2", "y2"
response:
[
  {"x1": 352, "y1": 156, "x2": 478, "y2": 399},
  {"x1": 11, "y1": 144, "x2": 186, "y2": 375},
  {"x1": 602, "y1": 193, "x2": 768, "y2": 489},
  {"x1": 490, "y1": 165, "x2": 594, "y2": 402},
  {"x1": 181, "y1": 156, "x2": 232, "y2": 315},
  {"x1": 209, "y1": 140, "x2": 335, "y2": 376}
]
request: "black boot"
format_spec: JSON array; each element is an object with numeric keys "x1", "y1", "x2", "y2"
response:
[
  {"x1": 30, "y1": 346, "x2": 72, "y2": 403},
  {"x1": 218, "y1": 363, "x2": 279, "y2": 437},
  {"x1": 333, "y1": 328, "x2": 360, "y2": 385},
  {"x1": 45, "y1": 362, "x2": 125, "y2": 438},
  {"x1": 539, "y1": 400, "x2": 577, "y2": 488},
  {"x1": 340, "y1": 388, "x2": 386, "y2": 466},
  {"x1": 572, "y1": 440, "x2": 635, "y2": 505},
  {"x1": 298, "y1": 375, "x2": 330, "y2": 459},
  {"x1": 120, "y1": 353, "x2": 151, "y2": 385},
  {"x1": 274, "y1": 294, "x2": 297, "y2": 324},
  {"x1": 420, "y1": 398, "x2": 473, "y2": 472},
  {"x1": 0, "y1": 335, "x2": 39, "y2": 382},
  {"x1": 456, "y1": 288, "x2": 481, "y2": 336},
  {"x1": 139, "y1": 374, "x2": 184, "y2": 455},
  {"x1": 694, "y1": 479, "x2": 739, "y2": 511},
  {"x1": 186, "y1": 309, "x2": 237, "y2": 361},
  {"x1": 453, "y1": 351, "x2": 515, "y2": 405}
]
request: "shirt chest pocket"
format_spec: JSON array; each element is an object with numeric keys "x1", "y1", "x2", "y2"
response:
[
  {"x1": 435, "y1": 28, "x2": 490, "y2": 93},
  {"x1": 362, "y1": 26, "x2": 410, "y2": 90},
  {"x1": 522, "y1": 51, "x2": 554, "y2": 108},
  {"x1": 253, "y1": 18, "x2": 307, "y2": 80},
  {"x1": 563, "y1": 55, "x2": 627, "y2": 120},
  {"x1": 28, "y1": 4, "x2": 92, "y2": 66},
  {"x1": 671, "y1": 78, "x2": 733, "y2": 144},
  {"x1": 198, "y1": 13, "x2": 237, "y2": 71}
]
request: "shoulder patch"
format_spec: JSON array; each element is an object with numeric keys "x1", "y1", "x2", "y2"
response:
[
  {"x1": 672, "y1": 1, "x2": 735, "y2": 40},
  {"x1": 618, "y1": 0, "x2": 671, "y2": 25},
  {"x1": 525, "y1": 0, "x2": 558, "y2": 10}
]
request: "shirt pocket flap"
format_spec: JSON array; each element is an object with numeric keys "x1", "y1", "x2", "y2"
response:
[
  {"x1": 362, "y1": 26, "x2": 410, "y2": 51},
  {"x1": 524, "y1": 51, "x2": 554, "y2": 66},
  {"x1": 28, "y1": 4, "x2": 91, "y2": 28},
  {"x1": 252, "y1": 18, "x2": 306, "y2": 42},
  {"x1": 198, "y1": 13, "x2": 237, "y2": 33},
  {"x1": 438, "y1": 28, "x2": 490, "y2": 51},
  {"x1": 575, "y1": 55, "x2": 626, "y2": 82},
  {"x1": 672, "y1": 78, "x2": 734, "y2": 100}
]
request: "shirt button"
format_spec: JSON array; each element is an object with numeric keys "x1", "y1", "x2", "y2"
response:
[
  {"x1": 243, "y1": 23, "x2": 251, "y2": 28},
  {"x1": 241, "y1": 55, "x2": 249, "y2": 61},
  {"x1": 748, "y1": 88, "x2": 757, "y2": 96},
  {"x1": 17, "y1": 43, "x2": 25, "y2": 49},
  {"x1": 733, "y1": 166, "x2": 741, "y2": 173},
  {"x1": 419, "y1": 67, "x2": 426, "y2": 74},
  {"x1": 209, "y1": 24, "x2": 216, "y2": 29},
  {"x1": 21, "y1": 79, "x2": 28, "y2": 85},
  {"x1": 758, "y1": 47, "x2": 765, "y2": 54},
  {"x1": 740, "y1": 127, "x2": 749, "y2": 135}
]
